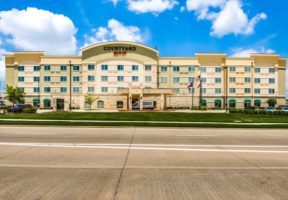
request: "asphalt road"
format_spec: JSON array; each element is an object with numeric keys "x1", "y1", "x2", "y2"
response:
[{"x1": 0, "y1": 126, "x2": 288, "y2": 200}]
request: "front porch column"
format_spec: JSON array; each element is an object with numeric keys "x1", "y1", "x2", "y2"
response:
[
  {"x1": 140, "y1": 94, "x2": 143, "y2": 110},
  {"x1": 160, "y1": 94, "x2": 165, "y2": 110},
  {"x1": 129, "y1": 93, "x2": 132, "y2": 110}
]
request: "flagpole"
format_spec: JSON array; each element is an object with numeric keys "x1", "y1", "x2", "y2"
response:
[{"x1": 199, "y1": 79, "x2": 202, "y2": 109}]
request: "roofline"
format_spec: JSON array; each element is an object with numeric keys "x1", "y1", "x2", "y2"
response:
[
  {"x1": 196, "y1": 53, "x2": 226, "y2": 56},
  {"x1": 81, "y1": 41, "x2": 159, "y2": 54}
]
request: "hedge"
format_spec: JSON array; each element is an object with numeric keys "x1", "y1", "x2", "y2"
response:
[{"x1": 229, "y1": 108, "x2": 288, "y2": 116}]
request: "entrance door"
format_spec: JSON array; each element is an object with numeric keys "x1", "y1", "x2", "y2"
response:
[{"x1": 56, "y1": 99, "x2": 65, "y2": 111}]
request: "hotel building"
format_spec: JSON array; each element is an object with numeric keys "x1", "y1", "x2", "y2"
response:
[{"x1": 5, "y1": 41, "x2": 287, "y2": 110}]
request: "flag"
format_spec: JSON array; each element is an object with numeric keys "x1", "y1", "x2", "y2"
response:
[
  {"x1": 188, "y1": 81, "x2": 193, "y2": 88},
  {"x1": 195, "y1": 75, "x2": 201, "y2": 82}
]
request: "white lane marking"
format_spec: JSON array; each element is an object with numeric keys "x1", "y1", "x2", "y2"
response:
[
  {"x1": 13, "y1": 133, "x2": 56, "y2": 135},
  {"x1": 1, "y1": 142, "x2": 288, "y2": 153},
  {"x1": 1, "y1": 164, "x2": 288, "y2": 170},
  {"x1": 176, "y1": 135, "x2": 218, "y2": 137},
  {"x1": 1, "y1": 142, "x2": 288, "y2": 148}
]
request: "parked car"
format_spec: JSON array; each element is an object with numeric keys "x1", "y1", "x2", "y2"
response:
[
  {"x1": 132, "y1": 101, "x2": 155, "y2": 110},
  {"x1": 255, "y1": 107, "x2": 265, "y2": 110},
  {"x1": 265, "y1": 106, "x2": 276, "y2": 111},
  {"x1": 7, "y1": 104, "x2": 34, "y2": 113}
]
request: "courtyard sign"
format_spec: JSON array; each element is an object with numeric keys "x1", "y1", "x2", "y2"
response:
[{"x1": 103, "y1": 46, "x2": 137, "y2": 56}]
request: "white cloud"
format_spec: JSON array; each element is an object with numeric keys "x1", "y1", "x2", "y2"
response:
[
  {"x1": 211, "y1": 0, "x2": 267, "y2": 37},
  {"x1": 127, "y1": 0, "x2": 179, "y2": 15},
  {"x1": 84, "y1": 19, "x2": 145, "y2": 46},
  {"x1": 0, "y1": 7, "x2": 77, "y2": 55},
  {"x1": 0, "y1": 48, "x2": 8, "y2": 91},
  {"x1": 186, "y1": 0, "x2": 227, "y2": 20},
  {"x1": 108, "y1": 0, "x2": 122, "y2": 6},
  {"x1": 186, "y1": 0, "x2": 267, "y2": 37},
  {"x1": 230, "y1": 47, "x2": 275, "y2": 57},
  {"x1": 180, "y1": 6, "x2": 185, "y2": 13}
]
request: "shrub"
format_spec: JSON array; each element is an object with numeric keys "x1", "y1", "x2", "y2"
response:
[{"x1": 22, "y1": 108, "x2": 37, "y2": 113}]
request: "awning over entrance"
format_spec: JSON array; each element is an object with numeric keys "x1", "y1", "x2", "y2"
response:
[
  {"x1": 244, "y1": 99, "x2": 251, "y2": 103},
  {"x1": 229, "y1": 99, "x2": 236, "y2": 103},
  {"x1": 118, "y1": 88, "x2": 175, "y2": 95}
]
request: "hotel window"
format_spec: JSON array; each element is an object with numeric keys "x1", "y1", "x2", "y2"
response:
[
  {"x1": 269, "y1": 78, "x2": 275, "y2": 84},
  {"x1": 160, "y1": 77, "x2": 168, "y2": 83},
  {"x1": 88, "y1": 87, "x2": 95, "y2": 93},
  {"x1": 34, "y1": 66, "x2": 40, "y2": 71},
  {"x1": 245, "y1": 77, "x2": 251, "y2": 83},
  {"x1": 97, "y1": 101, "x2": 104, "y2": 108},
  {"x1": 200, "y1": 67, "x2": 206, "y2": 73},
  {"x1": 73, "y1": 76, "x2": 80, "y2": 82},
  {"x1": 34, "y1": 87, "x2": 40, "y2": 93},
  {"x1": 254, "y1": 68, "x2": 260, "y2": 73},
  {"x1": 101, "y1": 65, "x2": 108, "y2": 70},
  {"x1": 60, "y1": 76, "x2": 67, "y2": 82},
  {"x1": 101, "y1": 76, "x2": 108, "y2": 82},
  {"x1": 188, "y1": 77, "x2": 194, "y2": 83},
  {"x1": 215, "y1": 67, "x2": 221, "y2": 73},
  {"x1": 175, "y1": 88, "x2": 180, "y2": 94},
  {"x1": 215, "y1": 88, "x2": 221, "y2": 94},
  {"x1": 173, "y1": 77, "x2": 180, "y2": 83},
  {"x1": 189, "y1": 88, "x2": 194, "y2": 93},
  {"x1": 201, "y1": 78, "x2": 206, "y2": 83},
  {"x1": 254, "y1": 89, "x2": 261, "y2": 94},
  {"x1": 101, "y1": 87, "x2": 108, "y2": 93},
  {"x1": 73, "y1": 66, "x2": 80, "y2": 71},
  {"x1": 254, "y1": 78, "x2": 261, "y2": 83},
  {"x1": 117, "y1": 65, "x2": 124, "y2": 71},
  {"x1": 161, "y1": 66, "x2": 168, "y2": 72},
  {"x1": 269, "y1": 68, "x2": 275, "y2": 73},
  {"x1": 145, "y1": 65, "x2": 152, "y2": 71},
  {"x1": 18, "y1": 77, "x2": 25, "y2": 82},
  {"x1": 145, "y1": 76, "x2": 152, "y2": 82},
  {"x1": 88, "y1": 65, "x2": 95, "y2": 71},
  {"x1": 18, "y1": 66, "x2": 25, "y2": 71},
  {"x1": 132, "y1": 76, "x2": 139, "y2": 82},
  {"x1": 88, "y1": 75, "x2": 95, "y2": 81},
  {"x1": 60, "y1": 65, "x2": 67, "y2": 71},
  {"x1": 19, "y1": 87, "x2": 25, "y2": 92},
  {"x1": 201, "y1": 88, "x2": 206, "y2": 94},
  {"x1": 44, "y1": 87, "x2": 51, "y2": 93},
  {"x1": 189, "y1": 66, "x2": 195, "y2": 72},
  {"x1": 132, "y1": 65, "x2": 139, "y2": 71},
  {"x1": 245, "y1": 67, "x2": 251, "y2": 72},
  {"x1": 215, "y1": 78, "x2": 221, "y2": 83},
  {"x1": 173, "y1": 66, "x2": 180, "y2": 72},
  {"x1": 229, "y1": 67, "x2": 236, "y2": 72},
  {"x1": 44, "y1": 65, "x2": 51, "y2": 71},
  {"x1": 245, "y1": 88, "x2": 251, "y2": 94},
  {"x1": 117, "y1": 101, "x2": 124, "y2": 108},
  {"x1": 73, "y1": 87, "x2": 80, "y2": 93},
  {"x1": 229, "y1": 77, "x2": 236, "y2": 83},
  {"x1": 269, "y1": 89, "x2": 275, "y2": 94},
  {"x1": 34, "y1": 77, "x2": 40, "y2": 82},
  {"x1": 60, "y1": 87, "x2": 67, "y2": 93},
  {"x1": 229, "y1": 88, "x2": 236, "y2": 94},
  {"x1": 44, "y1": 76, "x2": 51, "y2": 82},
  {"x1": 117, "y1": 76, "x2": 124, "y2": 82}
]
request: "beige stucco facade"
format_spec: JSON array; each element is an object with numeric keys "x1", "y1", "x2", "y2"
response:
[{"x1": 5, "y1": 41, "x2": 287, "y2": 110}]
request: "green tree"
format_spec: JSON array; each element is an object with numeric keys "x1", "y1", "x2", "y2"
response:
[
  {"x1": 267, "y1": 98, "x2": 277, "y2": 107},
  {"x1": 84, "y1": 94, "x2": 98, "y2": 109},
  {"x1": 6, "y1": 85, "x2": 25, "y2": 107}
]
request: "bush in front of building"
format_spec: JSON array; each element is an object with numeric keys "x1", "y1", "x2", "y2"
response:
[
  {"x1": 229, "y1": 108, "x2": 288, "y2": 116},
  {"x1": 22, "y1": 108, "x2": 38, "y2": 113}
]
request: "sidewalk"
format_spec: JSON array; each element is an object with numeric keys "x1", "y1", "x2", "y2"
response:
[{"x1": 0, "y1": 118, "x2": 287, "y2": 125}]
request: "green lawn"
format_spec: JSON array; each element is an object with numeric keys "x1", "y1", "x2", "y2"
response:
[{"x1": 0, "y1": 112, "x2": 288, "y2": 123}]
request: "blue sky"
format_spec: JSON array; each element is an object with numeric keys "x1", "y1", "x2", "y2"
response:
[{"x1": 0, "y1": 0, "x2": 287, "y2": 94}]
